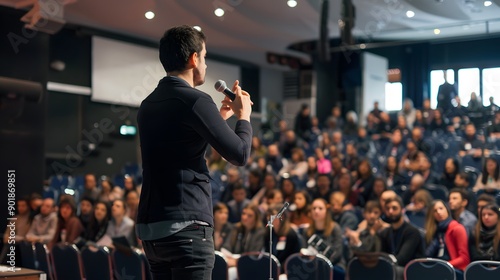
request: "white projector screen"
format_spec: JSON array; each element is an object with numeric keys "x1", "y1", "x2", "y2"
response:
[{"x1": 91, "y1": 36, "x2": 240, "y2": 107}]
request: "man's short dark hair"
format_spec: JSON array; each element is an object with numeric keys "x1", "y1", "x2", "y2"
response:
[
  {"x1": 159, "y1": 25, "x2": 206, "y2": 73},
  {"x1": 364, "y1": 200, "x2": 382, "y2": 213},
  {"x1": 477, "y1": 193, "x2": 496, "y2": 204},
  {"x1": 449, "y1": 188, "x2": 469, "y2": 204},
  {"x1": 385, "y1": 196, "x2": 404, "y2": 209},
  {"x1": 457, "y1": 172, "x2": 470, "y2": 183}
]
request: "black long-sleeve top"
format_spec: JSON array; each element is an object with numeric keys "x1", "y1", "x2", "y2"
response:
[
  {"x1": 136, "y1": 76, "x2": 252, "y2": 240},
  {"x1": 379, "y1": 221, "x2": 424, "y2": 266}
]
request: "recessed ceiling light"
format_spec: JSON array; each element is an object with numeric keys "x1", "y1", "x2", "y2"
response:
[
  {"x1": 214, "y1": 8, "x2": 225, "y2": 17},
  {"x1": 406, "y1": 10, "x2": 415, "y2": 18},
  {"x1": 434, "y1": 29, "x2": 441, "y2": 35},
  {"x1": 193, "y1": 26, "x2": 202, "y2": 31},
  {"x1": 287, "y1": 0, "x2": 298, "y2": 7},
  {"x1": 484, "y1": 1, "x2": 492, "y2": 7},
  {"x1": 145, "y1": 11, "x2": 155, "y2": 20}
]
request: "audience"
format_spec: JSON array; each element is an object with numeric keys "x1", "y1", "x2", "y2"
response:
[{"x1": 32, "y1": 96, "x2": 500, "y2": 278}]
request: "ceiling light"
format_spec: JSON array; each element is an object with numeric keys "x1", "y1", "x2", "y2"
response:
[
  {"x1": 484, "y1": 1, "x2": 492, "y2": 6},
  {"x1": 434, "y1": 28, "x2": 441, "y2": 35},
  {"x1": 145, "y1": 11, "x2": 155, "y2": 20},
  {"x1": 193, "y1": 26, "x2": 202, "y2": 31},
  {"x1": 214, "y1": 8, "x2": 225, "y2": 17},
  {"x1": 287, "y1": 0, "x2": 298, "y2": 7},
  {"x1": 406, "y1": 10, "x2": 415, "y2": 18}
]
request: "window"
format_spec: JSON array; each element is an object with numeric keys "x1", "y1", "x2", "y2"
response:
[
  {"x1": 458, "y1": 68, "x2": 480, "y2": 106},
  {"x1": 385, "y1": 82, "x2": 402, "y2": 111},
  {"x1": 482, "y1": 67, "x2": 500, "y2": 106},
  {"x1": 430, "y1": 69, "x2": 454, "y2": 109}
]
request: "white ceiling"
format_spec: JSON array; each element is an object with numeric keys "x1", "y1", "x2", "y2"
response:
[{"x1": 2, "y1": 0, "x2": 500, "y2": 68}]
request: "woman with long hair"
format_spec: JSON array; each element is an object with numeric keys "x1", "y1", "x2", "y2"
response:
[
  {"x1": 222, "y1": 204, "x2": 265, "y2": 267},
  {"x1": 303, "y1": 198, "x2": 345, "y2": 273},
  {"x1": 384, "y1": 156, "x2": 407, "y2": 188},
  {"x1": 289, "y1": 190, "x2": 312, "y2": 229},
  {"x1": 424, "y1": 200, "x2": 470, "y2": 274},
  {"x1": 213, "y1": 203, "x2": 233, "y2": 251},
  {"x1": 473, "y1": 157, "x2": 500, "y2": 193},
  {"x1": 440, "y1": 158, "x2": 460, "y2": 190},
  {"x1": 469, "y1": 203, "x2": 500, "y2": 261},
  {"x1": 49, "y1": 197, "x2": 84, "y2": 249},
  {"x1": 352, "y1": 159, "x2": 375, "y2": 205},
  {"x1": 264, "y1": 203, "x2": 301, "y2": 265},
  {"x1": 81, "y1": 201, "x2": 111, "y2": 245}
]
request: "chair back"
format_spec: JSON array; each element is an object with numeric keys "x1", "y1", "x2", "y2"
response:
[
  {"x1": 285, "y1": 253, "x2": 333, "y2": 280},
  {"x1": 237, "y1": 252, "x2": 280, "y2": 280},
  {"x1": 51, "y1": 243, "x2": 84, "y2": 280},
  {"x1": 34, "y1": 242, "x2": 54, "y2": 280},
  {"x1": 112, "y1": 247, "x2": 145, "y2": 280},
  {"x1": 18, "y1": 241, "x2": 36, "y2": 269},
  {"x1": 405, "y1": 258, "x2": 455, "y2": 280},
  {"x1": 139, "y1": 251, "x2": 153, "y2": 280},
  {"x1": 464, "y1": 260, "x2": 500, "y2": 280},
  {"x1": 212, "y1": 251, "x2": 228, "y2": 280},
  {"x1": 81, "y1": 245, "x2": 113, "y2": 280},
  {"x1": 347, "y1": 252, "x2": 396, "y2": 280}
]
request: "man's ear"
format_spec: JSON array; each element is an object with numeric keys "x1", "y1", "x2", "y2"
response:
[{"x1": 187, "y1": 52, "x2": 198, "y2": 68}]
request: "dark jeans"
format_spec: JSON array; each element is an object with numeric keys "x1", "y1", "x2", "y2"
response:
[{"x1": 143, "y1": 224, "x2": 215, "y2": 280}]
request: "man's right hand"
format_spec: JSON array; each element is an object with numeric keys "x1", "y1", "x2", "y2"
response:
[{"x1": 221, "y1": 80, "x2": 252, "y2": 122}]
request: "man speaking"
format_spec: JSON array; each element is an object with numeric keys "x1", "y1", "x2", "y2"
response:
[{"x1": 137, "y1": 25, "x2": 253, "y2": 280}]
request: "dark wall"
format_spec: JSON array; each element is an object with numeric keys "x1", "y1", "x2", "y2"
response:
[{"x1": 0, "y1": 7, "x2": 49, "y2": 226}]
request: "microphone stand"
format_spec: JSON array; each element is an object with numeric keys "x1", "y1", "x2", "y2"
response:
[{"x1": 266, "y1": 202, "x2": 289, "y2": 280}]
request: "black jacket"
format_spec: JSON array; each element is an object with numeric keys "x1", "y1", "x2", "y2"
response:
[{"x1": 136, "y1": 76, "x2": 252, "y2": 238}]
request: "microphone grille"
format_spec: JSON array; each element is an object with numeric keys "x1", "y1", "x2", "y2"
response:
[{"x1": 214, "y1": 80, "x2": 226, "y2": 92}]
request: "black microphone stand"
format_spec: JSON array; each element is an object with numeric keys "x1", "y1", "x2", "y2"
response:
[{"x1": 266, "y1": 202, "x2": 289, "y2": 280}]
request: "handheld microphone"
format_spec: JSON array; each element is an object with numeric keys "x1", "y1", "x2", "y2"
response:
[
  {"x1": 275, "y1": 202, "x2": 290, "y2": 221},
  {"x1": 214, "y1": 80, "x2": 236, "y2": 101}
]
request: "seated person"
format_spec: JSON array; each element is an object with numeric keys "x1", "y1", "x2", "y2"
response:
[
  {"x1": 459, "y1": 123, "x2": 485, "y2": 159},
  {"x1": 25, "y1": 198, "x2": 57, "y2": 244},
  {"x1": 473, "y1": 157, "x2": 500, "y2": 193},
  {"x1": 80, "y1": 201, "x2": 111, "y2": 246},
  {"x1": 105, "y1": 199, "x2": 136, "y2": 247},
  {"x1": 405, "y1": 189, "x2": 433, "y2": 230},
  {"x1": 345, "y1": 201, "x2": 384, "y2": 253},
  {"x1": 329, "y1": 191, "x2": 358, "y2": 231},
  {"x1": 469, "y1": 203, "x2": 500, "y2": 261},
  {"x1": 424, "y1": 200, "x2": 470, "y2": 274},
  {"x1": 448, "y1": 188, "x2": 477, "y2": 236},
  {"x1": 302, "y1": 198, "x2": 345, "y2": 277},
  {"x1": 289, "y1": 190, "x2": 312, "y2": 229},
  {"x1": 222, "y1": 204, "x2": 265, "y2": 267},
  {"x1": 379, "y1": 197, "x2": 424, "y2": 272},
  {"x1": 213, "y1": 203, "x2": 233, "y2": 251},
  {"x1": 49, "y1": 197, "x2": 84, "y2": 249},
  {"x1": 227, "y1": 184, "x2": 251, "y2": 223}
]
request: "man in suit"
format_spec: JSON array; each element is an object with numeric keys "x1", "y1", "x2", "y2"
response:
[
  {"x1": 437, "y1": 71, "x2": 457, "y2": 113},
  {"x1": 137, "y1": 25, "x2": 253, "y2": 280}
]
